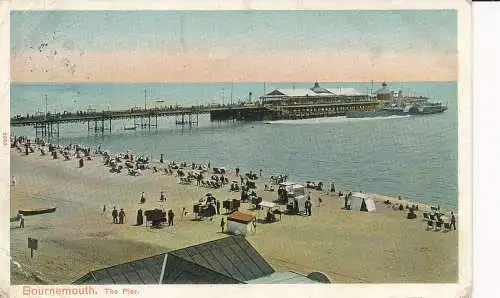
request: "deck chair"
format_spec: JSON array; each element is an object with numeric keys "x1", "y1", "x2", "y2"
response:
[
  {"x1": 443, "y1": 222, "x2": 451, "y2": 232},
  {"x1": 435, "y1": 221, "x2": 443, "y2": 231},
  {"x1": 426, "y1": 220, "x2": 434, "y2": 231}
]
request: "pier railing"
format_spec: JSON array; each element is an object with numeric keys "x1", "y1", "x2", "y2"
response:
[{"x1": 10, "y1": 106, "x2": 212, "y2": 127}]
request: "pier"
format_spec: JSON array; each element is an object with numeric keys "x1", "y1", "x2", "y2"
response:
[{"x1": 11, "y1": 101, "x2": 379, "y2": 137}]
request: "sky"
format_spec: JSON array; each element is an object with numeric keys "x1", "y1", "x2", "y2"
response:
[{"x1": 10, "y1": 10, "x2": 457, "y2": 83}]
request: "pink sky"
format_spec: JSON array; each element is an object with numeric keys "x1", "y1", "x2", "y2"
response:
[{"x1": 11, "y1": 50, "x2": 457, "y2": 83}]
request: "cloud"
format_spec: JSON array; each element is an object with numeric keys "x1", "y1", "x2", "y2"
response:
[{"x1": 11, "y1": 50, "x2": 457, "y2": 83}]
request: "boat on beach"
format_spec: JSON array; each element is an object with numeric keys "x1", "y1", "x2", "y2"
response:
[
  {"x1": 18, "y1": 207, "x2": 57, "y2": 216},
  {"x1": 124, "y1": 125, "x2": 137, "y2": 130}
]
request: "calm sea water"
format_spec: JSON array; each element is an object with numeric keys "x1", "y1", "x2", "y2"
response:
[{"x1": 10, "y1": 82, "x2": 458, "y2": 210}]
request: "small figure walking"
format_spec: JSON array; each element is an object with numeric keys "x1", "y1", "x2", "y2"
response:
[
  {"x1": 160, "y1": 191, "x2": 166, "y2": 202},
  {"x1": 102, "y1": 205, "x2": 106, "y2": 215},
  {"x1": 19, "y1": 213, "x2": 24, "y2": 229},
  {"x1": 181, "y1": 207, "x2": 186, "y2": 220},
  {"x1": 140, "y1": 192, "x2": 146, "y2": 204},
  {"x1": 220, "y1": 217, "x2": 225, "y2": 233},
  {"x1": 112, "y1": 207, "x2": 118, "y2": 224},
  {"x1": 168, "y1": 209, "x2": 175, "y2": 226},
  {"x1": 118, "y1": 208, "x2": 126, "y2": 224},
  {"x1": 450, "y1": 212, "x2": 456, "y2": 230},
  {"x1": 305, "y1": 197, "x2": 312, "y2": 216}
]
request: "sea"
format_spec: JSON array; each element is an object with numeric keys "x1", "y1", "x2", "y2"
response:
[{"x1": 10, "y1": 82, "x2": 458, "y2": 211}]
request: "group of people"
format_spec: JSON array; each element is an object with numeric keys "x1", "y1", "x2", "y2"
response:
[{"x1": 110, "y1": 206, "x2": 126, "y2": 224}]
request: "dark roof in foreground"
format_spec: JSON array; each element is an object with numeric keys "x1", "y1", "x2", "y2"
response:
[
  {"x1": 73, "y1": 236, "x2": 278, "y2": 285},
  {"x1": 162, "y1": 236, "x2": 274, "y2": 284},
  {"x1": 73, "y1": 253, "x2": 166, "y2": 284}
]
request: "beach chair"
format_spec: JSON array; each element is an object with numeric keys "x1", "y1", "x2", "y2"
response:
[
  {"x1": 443, "y1": 222, "x2": 451, "y2": 232},
  {"x1": 426, "y1": 220, "x2": 434, "y2": 231},
  {"x1": 435, "y1": 221, "x2": 443, "y2": 231}
]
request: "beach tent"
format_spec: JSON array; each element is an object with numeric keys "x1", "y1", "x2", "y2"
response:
[
  {"x1": 227, "y1": 211, "x2": 256, "y2": 236},
  {"x1": 349, "y1": 192, "x2": 376, "y2": 212},
  {"x1": 288, "y1": 184, "x2": 306, "y2": 197},
  {"x1": 287, "y1": 195, "x2": 307, "y2": 213}
]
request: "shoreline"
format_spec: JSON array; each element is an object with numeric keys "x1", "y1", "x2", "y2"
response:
[
  {"x1": 11, "y1": 135, "x2": 457, "y2": 214},
  {"x1": 9, "y1": 136, "x2": 459, "y2": 284}
]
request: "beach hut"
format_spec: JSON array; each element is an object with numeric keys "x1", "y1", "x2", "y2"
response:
[
  {"x1": 349, "y1": 192, "x2": 376, "y2": 212},
  {"x1": 227, "y1": 211, "x2": 256, "y2": 236}
]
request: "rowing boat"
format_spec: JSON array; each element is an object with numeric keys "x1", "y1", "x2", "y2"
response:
[{"x1": 18, "y1": 207, "x2": 57, "y2": 216}]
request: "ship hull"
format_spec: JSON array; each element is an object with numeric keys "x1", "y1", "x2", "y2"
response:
[{"x1": 346, "y1": 110, "x2": 406, "y2": 118}]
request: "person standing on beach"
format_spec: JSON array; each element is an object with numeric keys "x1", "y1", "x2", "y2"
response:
[
  {"x1": 140, "y1": 192, "x2": 146, "y2": 204},
  {"x1": 330, "y1": 182, "x2": 335, "y2": 193},
  {"x1": 160, "y1": 154, "x2": 164, "y2": 163},
  {"x1": 305, "y1": 197, "x2": 312, "y2": 216},
  {"x1": 119, "y1": 208, "x2": 126, "y2": 224},
  {"x1": 160, "y1": 191, "x2": 166, "y2": 202},
  {"x1": 19, "y1": 213, "x2": 24, "y2": 229},
  {"x1": 112, "y1": 207, "x2": 118, "y2": 224},
  {"x1": 216, "y1": 200, "x2": 221, "y2": 215},
  {"x1": 259, "y1": 169, "x2": 262, "y2": 178},
  {"x1": 450, "y1": 212, "x2": 456, "y2": 230},
  {"x1": 102, "y1": 205, "x2": 106, "y2": 215},
  {"x1": 318, "y1": 197, "x2": 323, "y2": 207},
  {"x1": 220, "y1": 217, "x2": 225, "y2": 233},
  {"x1": 136, "y1": 209, "x2": 143, "y2": 226},
  {"x1": 167, "y1": 209, "x2": 175, "y2": 226},
  {"x1": 11, "y1": 176, "x2": 16, "y2": 188}
]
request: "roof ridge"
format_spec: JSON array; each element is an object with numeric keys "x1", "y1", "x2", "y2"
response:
[{"x1": 169, "y1": 236, "x2": 240, "y2": 256}]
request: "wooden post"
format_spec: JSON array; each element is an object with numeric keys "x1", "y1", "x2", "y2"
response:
[{"x1": 28, "y1": 237, "x2": 38, "y2": 259}]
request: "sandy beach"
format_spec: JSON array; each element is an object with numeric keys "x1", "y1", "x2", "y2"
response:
[{"x1": 9, "y1": 145, "x2": 458, "y2": 284}]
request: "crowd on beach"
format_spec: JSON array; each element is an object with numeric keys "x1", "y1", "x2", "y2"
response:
[{"x1": 10, "y1": 135, "x2": 457, "y2": 233}]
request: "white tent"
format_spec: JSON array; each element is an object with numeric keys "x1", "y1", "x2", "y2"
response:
[
  {"x1": 288, "y1": 195, "x2": 307, "y2": 213},
  {"x1": 349, "y1": 192, "x2": 376, "y2": 212}
]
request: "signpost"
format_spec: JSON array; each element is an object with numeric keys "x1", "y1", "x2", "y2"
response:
[{"x1": 28, "y1": 237, "x2": 38, "y2": 259}]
